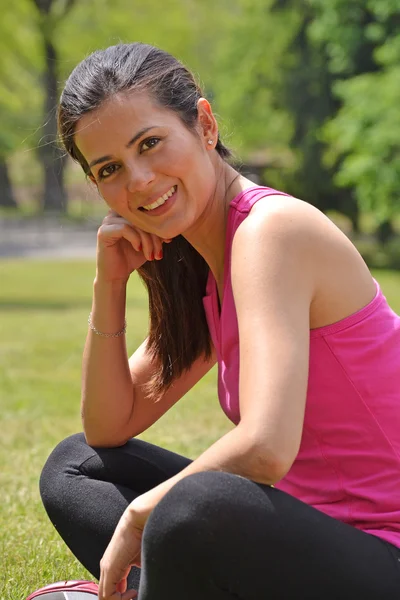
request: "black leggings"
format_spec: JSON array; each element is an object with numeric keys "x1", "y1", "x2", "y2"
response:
[{"x1": 40, "y1": 433, "x2": 400, "y2": 599}]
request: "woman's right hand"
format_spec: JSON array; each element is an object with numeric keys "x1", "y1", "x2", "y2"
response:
[{"x1": 96, "y1": 210, "x2": 171, "y2": 283}]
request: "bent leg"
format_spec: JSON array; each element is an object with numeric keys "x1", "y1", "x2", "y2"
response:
[
  {"x1": 39, "y1": 432, "x2": 191, "y2": 588},
  {"x1": 139, "y1": 471, "x2": 400, "y2": 599}
]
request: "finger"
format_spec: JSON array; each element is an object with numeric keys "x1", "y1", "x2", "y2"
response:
[
  {"x1": 116, "y1": 575, "x2": 128, "y2": 594},
  {"x1": 98, "y1": 570, "x2": 115, "y2": 600},
  {"x1": 98, "y1": 574, "x2": 105, "y2": 600},
  {"x1": 100, "y1": 564, "x2": 131, "y2": 600},
  {"x1": 99, "y1": 573, "x2": 120, "y2": 600},
  {"x1": 122, "y1": 590, "x2": 138, "y2": 599},
  {"x1": 139, "y1": 231, "x2": 156, "y2": 261},
  {"x1": 99, "y1": 223, "x2": 142, "y2": 252},
  {"x1": 103, "y1": 209, "x2": 123, "y2": 222},
  {"x1": 120, "y1": 225, "x2": 143, "y2": 252},
  {"x1": 151, "y1": 234, "x2": 163, "y2": 260},
  {"x1": 100, "y1": 582, "x2": 136, "y2": 600},
  {"x1": 102, "y1": 215, "x2": 131, "y2": 227}
]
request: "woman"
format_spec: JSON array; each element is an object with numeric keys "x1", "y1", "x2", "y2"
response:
[{"x1": 40, "y1": 42, "x2": 400, "y2": 600}]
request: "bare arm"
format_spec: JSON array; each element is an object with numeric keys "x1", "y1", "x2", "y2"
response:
[
  {"x1": 82, "y1": 211, "x2": 216, "y2": 448},
  {"x1": 82, "y1": 276, "x2": 216, "y2": 447},
  {"x1": 128, "y1": 197, "x2": 315, "y2": 518},
  {"x1": 98, "y1": 197, "x2": 319, "y2": 600},
  {"x1": 81, "y1": 276, "x2": 132, "y2": 447}
]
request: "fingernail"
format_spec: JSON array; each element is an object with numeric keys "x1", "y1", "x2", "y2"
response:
[
  {"x1": 156, "y1": 250, "x2": 163, "y2": 260},
  {"x1": 138, "y1": 243, "x2": 142, "y2": 252},
  {"x1": 149, "y1": 252, "x2": 154, "y2": 261}
]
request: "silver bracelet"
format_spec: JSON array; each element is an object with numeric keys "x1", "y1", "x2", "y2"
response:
[{"x1": 88, "y1": 313, "x2": 127, "y2": 338}]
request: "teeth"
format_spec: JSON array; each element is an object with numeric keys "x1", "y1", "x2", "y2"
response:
[{"x1": 143, "y1": 186, "x2": 176, "y2": 211}]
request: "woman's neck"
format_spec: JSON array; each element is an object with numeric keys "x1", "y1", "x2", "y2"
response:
[{"x1": 183, "y1": 164, "x2": 255, "y2": 287}]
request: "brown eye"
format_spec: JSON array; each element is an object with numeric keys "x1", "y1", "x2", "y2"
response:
[
  {"x1": 98, "y1": 164, "x2": 119, "y2": 180},
  {"x1": 140, "y1": 137, "x2": 161, "y2": 152}
]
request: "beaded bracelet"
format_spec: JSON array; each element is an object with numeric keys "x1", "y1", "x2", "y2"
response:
[{"x1": 88, "y1": 313, "x2": 127, "y2": 338}]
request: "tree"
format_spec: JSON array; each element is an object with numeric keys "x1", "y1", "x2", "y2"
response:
[
  {"x1": 0, "y1": 159, "x2": 16, "y2": 208},
  {"x1": 43, "y1": 0, "x2": 228, "y2": 210},
  {"x1": 31, "y1": 0, "x2": 77, "y2": 212},
  {"x1": 210, "y1": 0, "x2": 361, "y2": 226},
  {"x1": 0, "y1": 1, "x2": 42, "y2": 208},
  {"x1": 276, "y1": 0, "x2": 359, "y2": 225},
  {"x1": 310, "y1": 0, "x2": 400, "y2": 236}
]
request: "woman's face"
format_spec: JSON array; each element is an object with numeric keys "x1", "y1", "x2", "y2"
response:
[{"x1": 74, "y1": 91, "x2": 218, "y2": 239}]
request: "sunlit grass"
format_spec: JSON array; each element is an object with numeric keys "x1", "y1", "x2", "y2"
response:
[
  {"x1": 1, "y1": 260, "x2": 400, "y2": 599},
  {"x1": 0, "y1": 259, "x2": 229, "y2": 600}
]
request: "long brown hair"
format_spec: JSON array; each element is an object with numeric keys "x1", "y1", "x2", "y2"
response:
[{"x1": 58, "y1": 43, "x2": 231, "y2": 398}]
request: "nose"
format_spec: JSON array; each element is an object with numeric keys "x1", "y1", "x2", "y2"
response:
[{"x1": 126, "y1": 161, "x2": 155, "y2": 193}]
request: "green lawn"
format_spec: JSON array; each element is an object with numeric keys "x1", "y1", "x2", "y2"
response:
[
  {"x1": 1, "y1": 261, "x2": 400, "y2": 599},
  {"x1": 0, "y1": 259, "x2": 230, "y2": 600}
]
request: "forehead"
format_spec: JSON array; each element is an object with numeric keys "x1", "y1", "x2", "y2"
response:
[{"x1": 74, "y1": 91, "x2": 182, "y2": 157}]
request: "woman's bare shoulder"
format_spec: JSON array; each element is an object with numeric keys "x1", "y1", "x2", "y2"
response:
[
  {"x1": 235, "y1": 193, "x2": 376, "y2": 330},
  {"x1": 248, "y1": 193, "x2": 333, "y2": 230}
]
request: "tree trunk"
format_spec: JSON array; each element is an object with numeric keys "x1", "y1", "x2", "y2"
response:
[
  {"x1": 337, "y1": 189, "x2": 360, "y2": 234},
  {"x1": 349, "y1": 210, "x2": 360, "y2": 235},
  {"x1": 376, "y1": 220, "x2": 395, "y2": 245},
  {"x1": 38, "y1": 36, "x2": 68, "y2": 212},
  {"x1": 0, "y1": 157, "x2": 17, "y2": 208}
]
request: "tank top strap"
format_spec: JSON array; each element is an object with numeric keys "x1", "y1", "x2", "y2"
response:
[{"x1": 229, "y1": 185, "x2": 291, "y2": 215}]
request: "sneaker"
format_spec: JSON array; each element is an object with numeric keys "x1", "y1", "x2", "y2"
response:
[{"x1": 26, "y1": 580, "x2": 99, "y2": 599}]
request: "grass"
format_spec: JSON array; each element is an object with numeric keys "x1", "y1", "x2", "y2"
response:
[
  {"x1": 0, "y1": 259, "x2": 230, "y2": 600},
  {"x1": 2, "y1": 261, "x2": 400, "y2": 599}
]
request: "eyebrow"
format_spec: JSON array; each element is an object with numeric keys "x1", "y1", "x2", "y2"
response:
[{"x1": 88, "y1": 126, "x2": 156, "y2": 169}]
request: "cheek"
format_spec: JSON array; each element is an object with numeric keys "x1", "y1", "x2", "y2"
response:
[
  {"x1": 98, "y1": 182, "x2": 127, "y2": 211},
  {"x1": 162, "y1": 136, "x2": 204, "y2": 174},
  {"x1": 161, "y1": 149, "x2": 194, "y2": 176}
]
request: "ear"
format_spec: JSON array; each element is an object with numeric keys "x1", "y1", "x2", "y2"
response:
[{"x1": 197, "y1": 97, "x2": 219, "y2": 150}]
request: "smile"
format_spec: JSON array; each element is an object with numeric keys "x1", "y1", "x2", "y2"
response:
[{"x1": 142, "y1": 186, "x2": 177, "y2": 211}]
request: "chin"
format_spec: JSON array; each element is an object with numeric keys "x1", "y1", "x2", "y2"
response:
[{"x1": 161, "y1": 217, "x2": 193, "y2": 240}]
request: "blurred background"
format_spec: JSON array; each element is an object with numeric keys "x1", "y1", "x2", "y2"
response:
[
  {"x1": 1, "y1": 0, "x2": 400, "y2": 262},
  {"x1": 1, "y1": 1, "x2": 400, "y2": 598}
]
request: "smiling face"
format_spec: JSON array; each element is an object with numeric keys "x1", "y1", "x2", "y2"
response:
[{"x1": 74, "y1": 91, "x2": 219, "y2": 239}]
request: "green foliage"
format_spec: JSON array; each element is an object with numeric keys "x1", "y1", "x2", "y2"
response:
[
  {"x1": 2, "y1": 0, "x2": 400, "y2": 223},
  {"x1": 211, "y1": 0, "x2": 297, "y2": 152},
  {"x1": 0, "y1": 2, "x2": 43, "y2": 157},
  {"x1": 310, "y1": 0, "x2": 400, "y2": 222},
  {"x1": 309, "y1": 0, "x2": 377, "y2": 75},
  {"x1": 211, "y1": 0, "x2": 352, "y2": 216},
  {"x1": 56, "y1": 0, "x2": 226, "y2": 83},
  {"x1": 323, "y1": 67, "x2": 400, "y2": 221}
]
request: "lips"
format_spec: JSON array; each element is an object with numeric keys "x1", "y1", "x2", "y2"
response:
[
  {"x1": 137, "y1": 185, "x2": 178, "y2": 217},
  {"x1": 139, "y1": 185, "x2": 177, "y2": 211}
]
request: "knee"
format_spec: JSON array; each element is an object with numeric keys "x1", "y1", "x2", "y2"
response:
[
  {"x1": 39, "y1": 432, "x2": 88, "y2": 508},
  {"x1": 143, "y1": 471, "x2": 281, "y2": 558},
  {"x1": 143, "y1": 471, "x2": 246, "y2": 553}
]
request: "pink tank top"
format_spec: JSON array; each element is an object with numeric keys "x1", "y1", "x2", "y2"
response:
[{"x1": 202, "y1": 186, "x2": 400, "y2": 548}]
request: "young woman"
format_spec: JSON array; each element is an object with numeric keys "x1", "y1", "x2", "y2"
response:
[{"x1": 40, "y1": 43, "x2": 400, "y2": 600}]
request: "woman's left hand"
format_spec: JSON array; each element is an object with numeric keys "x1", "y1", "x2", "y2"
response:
[{"x1": 98, "y1": 499, "x2": 150, "y2": 600}]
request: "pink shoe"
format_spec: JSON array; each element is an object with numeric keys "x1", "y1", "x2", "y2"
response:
[{"x1": 26, "y1": 580, "x2": 99, "y2": 599}]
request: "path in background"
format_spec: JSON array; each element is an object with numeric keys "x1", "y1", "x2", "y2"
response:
[{"x1": 0, "y1": 218, "x2": 98, "y2": 259}]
